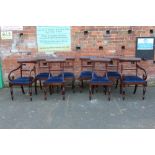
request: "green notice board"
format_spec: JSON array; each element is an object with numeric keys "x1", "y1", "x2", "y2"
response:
[
  {"x1": 37, "y1": 26, "x2": 71, "y2": 53},
  {"x1": 0, "y1": 62, "x2": 4, "y2": 88}
]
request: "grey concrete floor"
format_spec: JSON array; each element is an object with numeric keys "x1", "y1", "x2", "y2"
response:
[{"x1": 0, "y1": 85, "x2": 155, "y2": 129}]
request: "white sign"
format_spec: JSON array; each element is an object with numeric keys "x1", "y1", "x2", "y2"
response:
[
  {"x1": 37, "y1": 26, "x2": 71, "y2": 52},
  {"x1": 137, "y1": 38, "x2": 154, "y2": 50},
  {"x1": 1, "y1": 31, "x2": 12, "y2": 39},
  {"x1": 1, "y1": 26, "x2": 23, "y2": 31}
]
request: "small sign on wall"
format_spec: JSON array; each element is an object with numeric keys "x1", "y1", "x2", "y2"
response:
[
  {"x1": 37, "y1": 26, "x2": 71, "y2": 52},
  {"x1": 137, "y1": 38, "x2": 154, "y2": 50},
  {"x1": 1, "y1": 31, "x2": 12, "y2": 40},
  {"x1": 136, "y1": 37, "x2": 155, "y2": 60}
]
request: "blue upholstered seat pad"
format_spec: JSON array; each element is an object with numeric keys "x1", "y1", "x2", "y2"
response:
[
  {"x1": 123, "y1": 75, "x2": 145, "y2": 83},
  {"x1": 36, "y1": 72, "x2": 51, "y2": 79},
  {"x1": 10, "y1": 77, "x2": 34, "y2": 84},
  {"x1": 64, "y1": 72, "x2": 75, "y2": 78},
  {"x1": 44, "y1": 74, "x2": 64, "y2": 84},
  {"x1": 79, "y1": 71, "x2": 92, "y2": 78},
  {"x1": 59, "y1": 72, "x2": 75, "y2": 78},
  {"x1": 91, "y1": 73, "x2": 112, "y2": 83},
  {"x1": 107, "y1": 71, "x2": 120, "y2": 78}
]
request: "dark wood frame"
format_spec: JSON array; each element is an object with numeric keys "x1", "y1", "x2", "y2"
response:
[
  {"x1": 34, "y1": 56, "x2": 51, "y2": 94},
  {"x1": 79, "y1": 56, "x2": 93, "y2": 92},
  {"x1": 8, "y1": 58, "x2": 36, "y2": 101},
  {"x1": 104, "y1": 56, "x2": 121, "y2": 88},
  {"x1": 43, "y1": 58, "x2": 66, "y2": 100},
  {"x1": 89, "y1": 57, "x2": 113, "y2": 101},
  {"x1": 63, "y1": 57, "x2": 76, "y2": 93},
  {"x1": 119, "y1": 57, "x2": 147, "y2": 100}
]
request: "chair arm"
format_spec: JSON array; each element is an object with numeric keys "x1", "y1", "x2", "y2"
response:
[
  {"x1": 8, "y1": 64, "x2": 24, "y2": 81},
  {"x1": 136, "y1": 64, "x2": 147, "y2": 80}
]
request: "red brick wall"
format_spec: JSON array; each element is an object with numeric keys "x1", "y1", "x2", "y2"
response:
[{"x1": 1, "y1": 26, "x2": 155, "y2": 84}]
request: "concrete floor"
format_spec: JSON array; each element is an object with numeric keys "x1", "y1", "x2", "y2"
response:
[{"x1": 0, "y1": 85, "x2": 155, "y2": 129}]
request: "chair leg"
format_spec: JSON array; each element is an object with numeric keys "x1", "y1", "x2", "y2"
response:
[
  {"x1": 10, "y1": 84, "x2": 14, "y2": 101},
  {"x1": 108, "y1": 86, "x2": 111, "y2": 101},
  {"x1": 133, "y1": 84, "x2": 138, "y2": 94},
  {"x1": 89, "y1": 85, "x2": 92, "y2": 100},
  {"x1": 120, "y1": 83, "x2": 122, "y2": 94},
  {"x1": 49, "y1": 85, "x2": 52, "y2": 95},
  {"x1": 115, "y1": 79, "x2": 119, "y2": 89},
  {"x1": 122, "y1": 85, "x2": 125, "y2": 100},
  {"x1": 142, "y1": 84, "x2": 147, "y2": 100},
  {"x1": 44, "y1": 85, "x2": 47, "y2": 100},
  {"x1": 104, "y1": 86, "x2": 107, "y2": 95},
  {"x1": 34, "y1": 80, "x2": 38, "y2": 95},
  {"x1": 21, "y1": 85, "x2": 25, "y2": 94},
  {"x1": 62, "y1": 85, "x2": 65, "y2": 100},
  {"x1": 29, "y1": 85, "x2": 32, "y2": 101},
  {"x1": 39, "y1": 80, "x2": 42, "y2": 90}
]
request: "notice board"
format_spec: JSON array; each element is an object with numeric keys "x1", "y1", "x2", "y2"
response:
[
  {"x1": 136, "y1": 37, "x2": 155, "y2": 60},
  {"x1": 37, "y1": 26, "x2": 71, "y2": 52}
]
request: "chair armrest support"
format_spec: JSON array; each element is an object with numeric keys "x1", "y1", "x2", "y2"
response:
[
  {"x1": 8, "y1": 64, "x2": 23, "y2": 81},
  {"x1": 136, "y1": 64, "x2": 147, "y2": 80}
]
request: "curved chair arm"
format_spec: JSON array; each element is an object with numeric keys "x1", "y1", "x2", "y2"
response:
[
  {"x1": 8, "y1": 64, "x2": 24, "y2": 81},
  {"x1": 136, "y1": 64, "x2": 147, "y2": 80}
]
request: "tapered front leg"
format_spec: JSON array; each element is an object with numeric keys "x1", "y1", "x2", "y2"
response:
[
  {"x1": 115, "y1": 79, "x2": 119, "y2": 89},
  {"x1": 108, "y1": 86, "x2": 111, "y2": 101},
  {"x1": 34, "y1": 80, "x2": 38, "y2": 95},
  {"x1": 39, "y1": 80, "x2": 42, "y2": 90},
  {"x1": 133, "y1": 84, "x2": 138, "y2": 94},
  {"x1": 10, "y1": 84, "x2": 14, "y2": 101},
  {"x1": 44, "y1": 85, "x2": 47, "y2": 100},
  {"x1": 89, "y1": 85, "x2": 92, "y2": 100},
  {"x1": 142, "y1": 83, "x2": 147, "y2": 100},
  {"x1": 122, "y1": 85, "x2": 125, "y2": 100},
  {"x1": 29, "y1": 85, "x2": 32, "y2": 101},
  {"x1": 21, "y1": 85, "x2": 25, "y2": 94}
]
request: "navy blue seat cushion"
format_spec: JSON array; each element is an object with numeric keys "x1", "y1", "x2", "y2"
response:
[
  {"x1": 79, "y1": 71, "x2": 92, "y2": 78},
  {"x1": 107, "y1": 71, "x2": 120, "y2": 79},
  {"x1": 91, "y1": 73, "x2": 112, "y2": 83},
  {"x1": 44, "y1": 75, "x2": 64, "y2": 84},
  {"x1": 10, "y1": 77, "x2": 34, "y2": 85},
  {"x1": 64, "y1": 72, "x2": 75, "y2": 78},
  {"x1": 36, "y1": 72, "x2": 51, "y2": 79},
  {"x1": 123, "y1": 75, "x2": 146, "y2": 83},
  {"x1": 59, "y1": 72, "x2": 75, "y2": 79}
]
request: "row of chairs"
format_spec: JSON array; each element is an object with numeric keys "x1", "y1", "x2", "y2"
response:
[{"x1": 8, "y1": 55, "x2": 147, "y2": 101}]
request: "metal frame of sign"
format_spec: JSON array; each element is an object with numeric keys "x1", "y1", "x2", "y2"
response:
[{"x1": 136, "y1": 37, "x2": 155, "y2": 60}]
